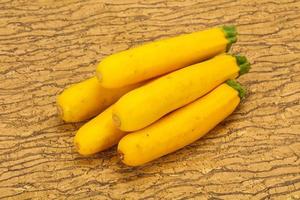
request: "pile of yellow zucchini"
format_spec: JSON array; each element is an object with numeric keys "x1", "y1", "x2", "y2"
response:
[{"x1": 57, "y1": 25, "x2": 250, "y2": 166}]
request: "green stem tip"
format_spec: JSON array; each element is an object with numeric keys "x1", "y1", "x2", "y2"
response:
[
  {"x1": 234, "y1": 54, "x2": 251, "y2": 75},
  {"x1": 226, "y1": 79, "x2": 247, "y2": 99},
  {"x1": 222, "y1": 25, "x2": 237, "y2": 51}
]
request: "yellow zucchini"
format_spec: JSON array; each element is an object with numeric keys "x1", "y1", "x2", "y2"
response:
[
  {"x1": 118, "y1": 80, "x2": 246, "y2": 166},
  {"x1": 96, "y1": 25, "x2": 237, "y2": 88},
  {"x1": 74, "y1": 106, "x2": 126, "y2": 155},
  {"x1": 112, "y1": 54, "x2": 250, "y2": 131},
  {"x1": 57, "y1": 77, "x2": 141, "y2": 122}
]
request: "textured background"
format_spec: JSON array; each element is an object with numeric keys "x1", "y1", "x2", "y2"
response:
[{"x1": 0, "y1": 0, "x2": 299, "y2": 199}]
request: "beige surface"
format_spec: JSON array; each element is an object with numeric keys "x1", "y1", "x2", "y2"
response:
[{"x1": 0, "y1": 0, "x2": 300, "y2": 199}]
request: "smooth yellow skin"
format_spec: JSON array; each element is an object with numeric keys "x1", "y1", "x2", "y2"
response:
[
  {"x1": 96, "y1": 27, "x2": 229, "y2": 88},
  {"x1": 74, "y1": 106, "x2": 126, "y2": 155},
  {"x1": 112, "y1": 54, "x2": 239, "y2": 131},
  {"x1": 118, "y1": 83, "x2": 240, "y2": 166},
  {"x1": 57, "y1": 77, "x2": 141, "y2": 122}
]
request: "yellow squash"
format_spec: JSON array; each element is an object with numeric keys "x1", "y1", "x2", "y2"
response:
[
  {"x1": 57, "y1": 77, "x2": 141, "y2": 122},
  {"x1": 118, "y1": 80, "x2": 246, "y2": 166},
  {"x1": 96, "y1": 25, "x2": 237, "y2": 88},
  {"x1": 74, "y1": 106, "x2": 126, "y2": 155},
  {"x1": 112, "y1": 54, "x2": 250, "y2": 131}
]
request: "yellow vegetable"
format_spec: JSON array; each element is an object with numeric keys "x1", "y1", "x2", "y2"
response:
[
  {"x1": 118, "y1": 80, "x2": 246, "y2": 166},
  {"x1": 57, "y1": 77, "x2": 141, "y2": 122},
  {"x1": 112, "y1": 54, "x2": 250, "y2": 131},
  {"x1": 74, "y1": 106, "x2": 126, "y2": 155},
  {"x1": 96, "y1": 25, "x2": 237, "y2": 88}
]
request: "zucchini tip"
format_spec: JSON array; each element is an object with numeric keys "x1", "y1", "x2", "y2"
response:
[
  {"x1": 222, "y1": 25, "x2": 237, "y2": 51},
  {"x1": 226, "y1": 79, "x2": 247, "y2": 99},
  {"x1": 234, "y1": 54, "x2": 251, "y2": 75}
]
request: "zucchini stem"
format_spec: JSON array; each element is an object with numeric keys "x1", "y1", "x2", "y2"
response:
[
  {"x1": 234, "y1": 54, "x2": 251, "y2": 75},
  {"x1": 222, "y1": 25, "x2": 237, "y2": 51},
  {"x1": 226, "y1": 79, "x2": 247, "y2": 99}
]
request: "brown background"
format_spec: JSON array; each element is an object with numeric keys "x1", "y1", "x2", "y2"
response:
[{"x1": 0, "y1": 0, "x2": 299, "y2": 199}]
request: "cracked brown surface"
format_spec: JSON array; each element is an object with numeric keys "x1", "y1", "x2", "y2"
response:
[{"x1": 0, "y1": 0, "x2": 299, "y2": 199}]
